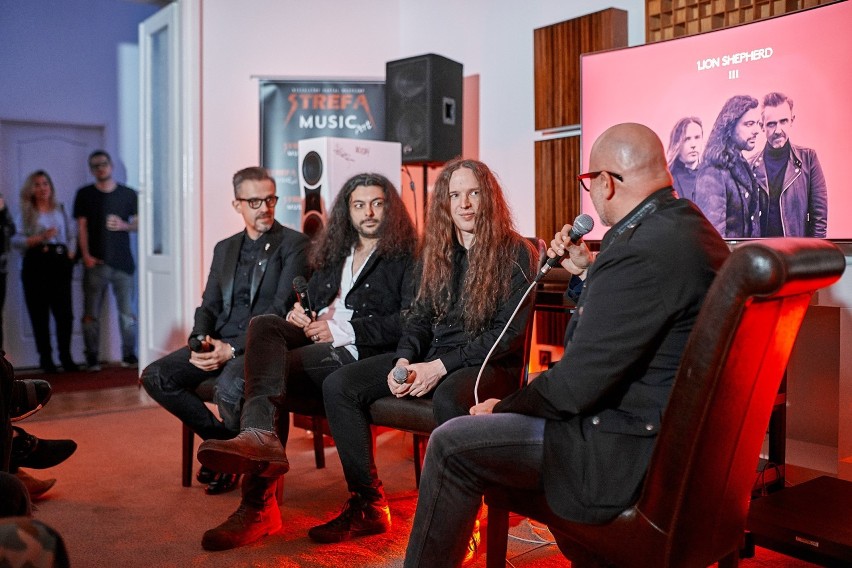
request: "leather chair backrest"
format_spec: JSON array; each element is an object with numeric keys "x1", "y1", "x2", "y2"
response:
[{"x1": 633, "y1": 238, "x2": 845, "y2": 567}]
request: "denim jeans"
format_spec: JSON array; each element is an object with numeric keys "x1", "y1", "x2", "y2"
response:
[
  {"x1": 140, "y1": 346, "x2": 241, "y2": 441},
  {"x1": 321, "y1": 353, "x2": 520, "y2": 503},
  {"x1": 403, "y1": 413, "x2": 546, "y2": 568},
  {"x1": 82, "y1": 264, "x2": 136, "y2": 360}
]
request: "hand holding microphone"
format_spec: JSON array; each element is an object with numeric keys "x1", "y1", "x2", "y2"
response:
[
  {"x1": 188, "y1": 334, "x2": 214, "y2": 353},
  {"x1": 538, "y1": 214, "x2": 595, "y2": 280},
  {"x1": 292, "y1": 276, "x2": 314, "y2": 321}
]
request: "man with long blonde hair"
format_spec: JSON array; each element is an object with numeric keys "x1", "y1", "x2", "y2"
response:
[{"x1": 309, "y1": 158, "x2": 537, "y2": 545}]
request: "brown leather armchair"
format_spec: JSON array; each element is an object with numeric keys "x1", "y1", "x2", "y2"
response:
[{"x1": 484, "y1": 238, "x2": 846, "y2": 568}]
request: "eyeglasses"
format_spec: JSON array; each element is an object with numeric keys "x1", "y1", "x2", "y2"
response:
[
  {"x1": 577, "y1": 171, "x2": 624, "y2": 192},
  {"x1": 236, "y1": 195, "x2": 279, "y2": 209},
  {"x1": 89, "y1": 161, "x2": 110, "y2": 170}
]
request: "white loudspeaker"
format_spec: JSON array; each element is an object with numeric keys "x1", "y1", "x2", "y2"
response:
[{"x1": 298, "y1": 137, "x2": 402, "y2": 238}]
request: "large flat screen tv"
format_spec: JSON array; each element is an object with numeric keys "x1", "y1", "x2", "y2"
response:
[{"x1": 580, "y1": 0, "x2": 851, "y2": 240}]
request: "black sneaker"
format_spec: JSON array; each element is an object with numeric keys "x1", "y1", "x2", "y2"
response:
[
  {"x1": 10, "y1": 426, "x2": 77, "y2": 470},
  {"x1": 11, "y1": 379, "x2": 52, "y2": 422},
  {"x1": 86, "y1": 356, "x2": 101, "y2": 372},
  {"x1": 308, "y1": 494, "x2": 391, "y2": 543},
  {"x1": 121, "y1": 354, "x2": 138, "y2": 368}
]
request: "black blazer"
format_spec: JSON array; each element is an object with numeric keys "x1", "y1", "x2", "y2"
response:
[
  {"x1": 307, "y1": 251, "x2": 415, "y2": 359},
  {"x1": 495, "y1": 190, "x2": 730, "y2": 524},
  {"x1": 191, "y1": 221, "x2": 309, "y2": 355}
]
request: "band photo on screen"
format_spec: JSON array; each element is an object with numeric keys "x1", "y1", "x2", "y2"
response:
[{"x1": 580, "y1": 0, "x2": 849, "y2": 240}]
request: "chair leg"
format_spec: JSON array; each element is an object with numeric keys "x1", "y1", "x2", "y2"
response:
[
  {"x1": 413, "y1": 434, "x2": 429, "y2": 488},
  {"x1": 311, "y1": 416, "x2": 326, "y2": 469},
  {"x1": 181, "y1": 424, "x2": 194, "y2": 487},
  {"x1": 718, "y1": 550, "x2": 740, "y2": 568},
  {"x1": 486, "y1": 505, "x2": 510, "y2": 568},
  {"x1": 275, "y1": 476, "x2": 284, "y2": 502}
]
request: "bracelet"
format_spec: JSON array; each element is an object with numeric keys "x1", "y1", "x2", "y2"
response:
[{"x1": 230, "y1": 345, "x2": 236, "y2": 359}]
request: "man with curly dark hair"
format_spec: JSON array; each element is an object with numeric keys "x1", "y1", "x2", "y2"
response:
[
  {"x1": 308, "y1": 158, "x2": 537, "y2": 546},
  {"x1": 197, "y1": 172, "x2": 417, "y2": 551},
  {"x1": 694, "y1": 94, "x2": 762, "y2": 238}
]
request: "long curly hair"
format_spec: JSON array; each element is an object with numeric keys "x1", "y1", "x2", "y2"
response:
[
  {"x1": 416, "y1": 159, "x2": 535, "y2": 335},
  {"x1": 309, "y1": 173, "x2": 416, "y2": 270},
  {"x1": 666, "y1": 116, "x2": 703, "y2": 169},
  {"x1": 19, "y1": 170, "x2": 59, "y2": 235},
  {"x1": 702, "y1": 95, "x2": 758, "y2": 169}
]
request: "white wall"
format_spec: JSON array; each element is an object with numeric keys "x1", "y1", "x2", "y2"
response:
[
  {"x1": 396, "y1": 0, "x2": 646, "y2": 236},
  {"x1": 195, "y1": 0, "x2": 645, "y2": 269},
  {"x1": 198, "y1": 0, "x2": 402, "y2": 273},
  {"x1": 0, "y1": 0, "x2": 159, "y2": 186}
]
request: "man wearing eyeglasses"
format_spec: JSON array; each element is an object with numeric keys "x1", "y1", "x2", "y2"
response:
[
  {"x1": 73, "y1": 150, "x2": 139, "y2": 370},
  {"x1": 142, "y1": 166, "x2": 308, "y2": 496},
  {"x1": 751, "y1": 92, "x2": 827, "y2": 238},
  {"x1": 195, "y1": 172, "x2": 417, "y2": 551},
  {"x1": 402, "y1": 124, "x2": 729, "y2": 567}
]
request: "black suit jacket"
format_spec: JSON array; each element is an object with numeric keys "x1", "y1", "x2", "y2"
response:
[
  {"x1": 191, "y1": 221, "x2": 309, "y2": 355},
  {"x1": 495, "y1": 189, "x2": 729, "y2": 524}
]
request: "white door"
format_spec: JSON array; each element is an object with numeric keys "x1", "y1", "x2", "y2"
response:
[
  {"x1": 139, "y1": 2, "x2": 201, "y2": 370},
  {"x1": 0, "y1": 120, "x2": 107, "y2": 368}
]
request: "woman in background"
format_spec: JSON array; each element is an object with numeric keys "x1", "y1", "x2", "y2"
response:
[
  {"x1": 13, "y1": 171, "x2": 78, "y2": 373},
  {"x1": 666, "y1": 116, "x2": 704, "y2": 202}
]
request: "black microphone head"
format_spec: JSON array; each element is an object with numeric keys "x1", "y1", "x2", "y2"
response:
[
  {"x1": 293, "y1": 276, "x2": 309, "y2": 294},
  {"x1": 570, "y1": 214, "x2": 595, "y2": 239}
]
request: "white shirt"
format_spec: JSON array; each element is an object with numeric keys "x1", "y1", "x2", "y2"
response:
[{"x1": 316, "y1": 246, "x2": 374, "y2": 359}]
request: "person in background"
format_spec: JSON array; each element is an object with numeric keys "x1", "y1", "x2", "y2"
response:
[
  {"x1": 751, "y1": 91, "x2": 827, "y2": 237},
  {"x1": 693, "y1": 95, "x2": 762, "y2": 238},
  {"x1": 12, "y1": 171, "x2": 78, "y2": 374},
  {"x1": 310, "y1": 159, "x2": 536, "y2": 552},
  {"x1": 73, "y1": 150, "x2": 138, "y2": 371},
  {"x1": 142, "y1": 167, "x2": 308, "y2": 496},
  {"x1": 401, "y1": 124, "x2": 729, "y2": 568},
  {"x1": 666, "y1": 116, "x2": 704, "y2": 202},
  {"x1": 0, "y1": 194, "x2": 15, "y2": 352}
]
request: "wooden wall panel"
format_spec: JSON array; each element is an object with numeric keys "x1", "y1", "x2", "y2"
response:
[
  {"x1": 535, "y1": 137, "x2": 581, "y2": 240},
  {"x1": 534, "y1": 9, "x2": 628, "y2": 131},
  {"x1": 646, "y1": 0, "x2": 835, "y2": 43}
]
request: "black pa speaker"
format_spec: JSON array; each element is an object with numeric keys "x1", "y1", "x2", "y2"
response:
[{"x1": 386, "y1": 53, "x2": 463, "y2": 164}]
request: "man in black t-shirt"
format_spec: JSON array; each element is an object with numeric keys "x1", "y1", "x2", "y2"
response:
[{"x1": 73, "y1": 150, "x2": 138, "y2": 370}]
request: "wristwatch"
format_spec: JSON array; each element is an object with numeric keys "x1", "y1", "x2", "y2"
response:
[{"x1": 230, "y1": 345, "x2": 237, "y2": 359}]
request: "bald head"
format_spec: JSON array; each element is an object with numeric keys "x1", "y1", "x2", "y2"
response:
[{"x1": 588, "y1": 123, "x2": 674, "y2": 226}]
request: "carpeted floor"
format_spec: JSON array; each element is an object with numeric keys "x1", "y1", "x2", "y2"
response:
[
  {"x1": 16, "y1": 364, "x2": 140, "y2": 393},
  {"x1": 17, "y1": 387, "x2": 824, "y2": 568}
]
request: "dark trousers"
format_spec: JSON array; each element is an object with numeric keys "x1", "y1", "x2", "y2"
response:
[
  {"x1": 141, "y1": 346, "x2": 241, "y2": 441},
  {"x1": 240, "y1": 314, "x2": 356, "y2": 507},
  {"x1": 21, "y1": 248, "x2": 74, "y2": 367},
  {"x1": 321, "y1": 352, "x2": 520, "y2": 503},
  {"x1": 0, "y1": 355, "x2": 13, "y2": 472}
]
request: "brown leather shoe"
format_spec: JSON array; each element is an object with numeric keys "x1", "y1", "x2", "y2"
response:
[
  {"x1": 16, "y1": 469, "x2": 56, "y2": 500},
  {"x1": 197, "y1": 428, "x2": 289, "y2": 478},
  {"x1": 201, "y1": 500, "x2": 283, "y2": 551}
]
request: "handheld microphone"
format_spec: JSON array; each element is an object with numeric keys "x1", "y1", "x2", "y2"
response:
[
  {"x1": 188, "y1": 334, "x2": 213, "y2": 353},
  {"x1": 392, "y1": 366, "x2": 409, "y2": 385},
  {"x1": 292, "y1": 276, "x2": 313, "y2": 319},
  {"x1": 537, "y1": 214, "x2": 595, "y2": 280}
]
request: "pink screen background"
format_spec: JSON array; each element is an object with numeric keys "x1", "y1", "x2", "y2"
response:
[{"x1": 580, "y1": 1, "x2": 851, "y2": 240}]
